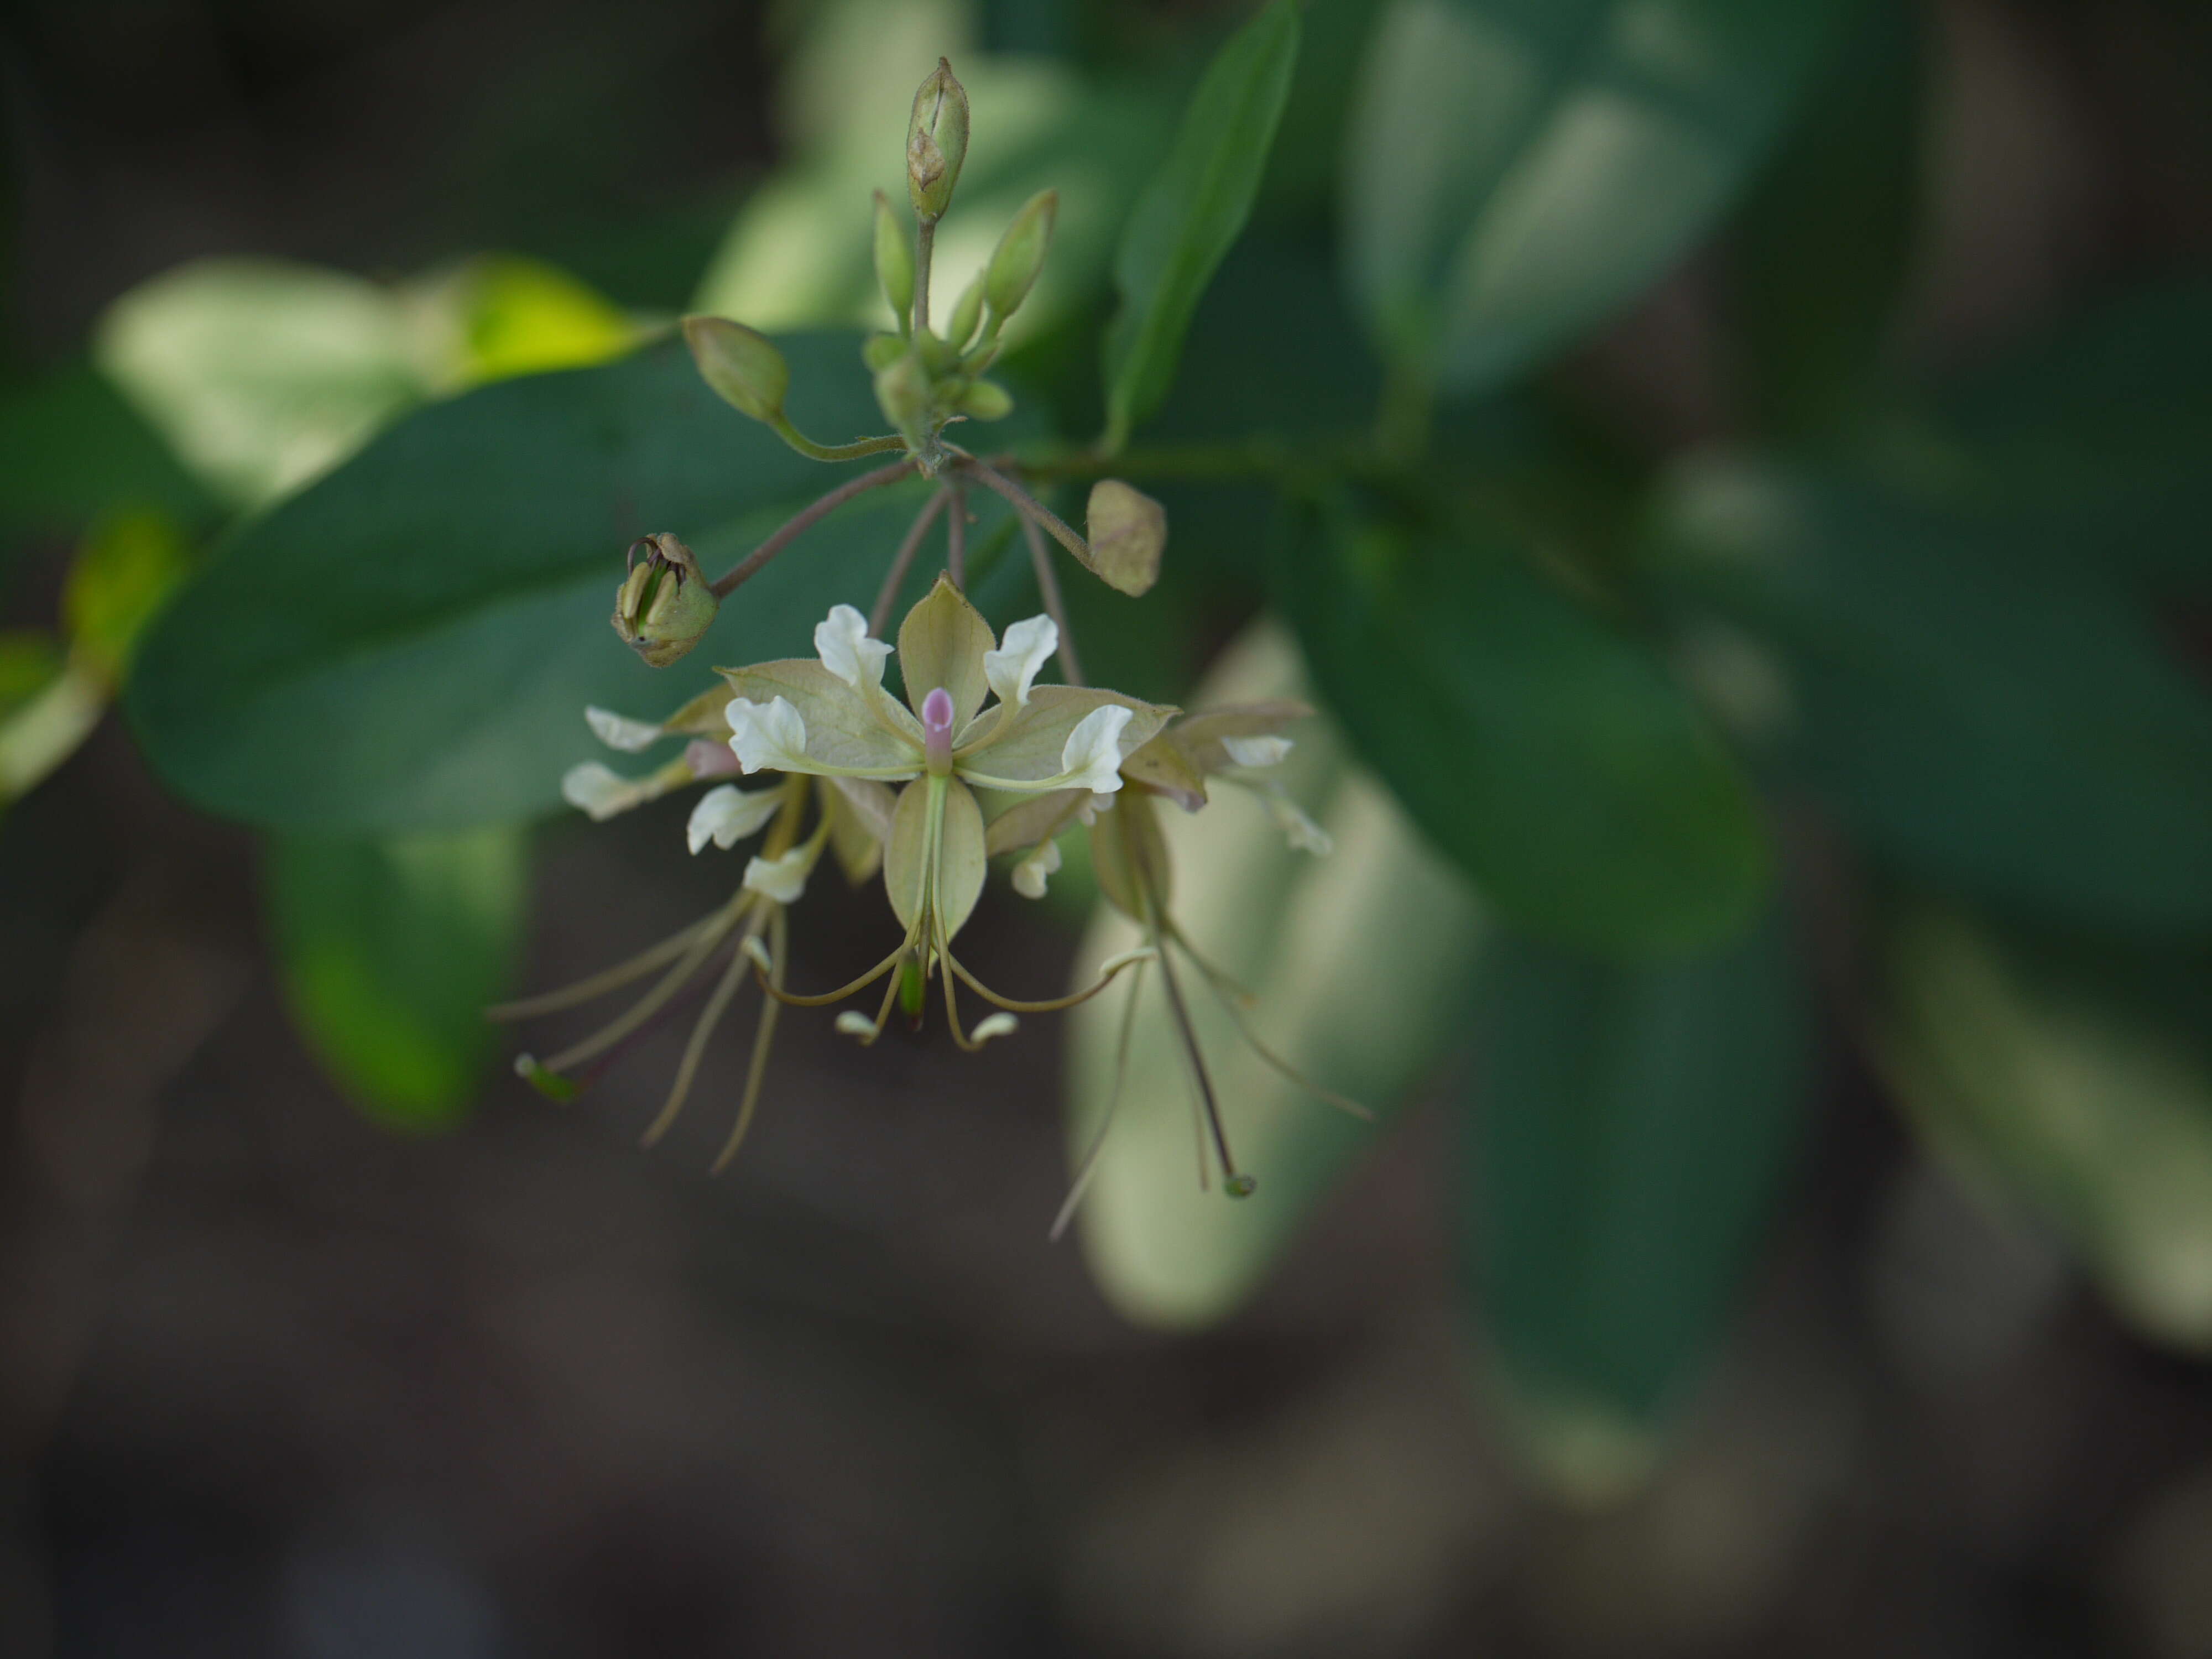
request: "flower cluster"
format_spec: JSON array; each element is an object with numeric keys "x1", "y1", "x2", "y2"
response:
[{"x1": 498, "y1": 57, "x2": 1348, "y2": 1214}]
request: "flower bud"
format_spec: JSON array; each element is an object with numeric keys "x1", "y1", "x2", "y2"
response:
[
  {"x1": 612, "y1": 533, "x2": 718, "y2": 667},
  {"x1": 862, "y1": 332, "x2": 906, "y2": 373},
  {"x1": 873, "y1": 345, "x2": 933, "y2": 447},
  {"x1": 681, "y1": 316, "x2": 787, "y2": 423},
  {"x1": 873, "y1": 190, "x2": 914, "y2": 330},
  {"x1": 945, "y1": 274, "x2": 985, "y2": 351},
  {"x1": 906, "y1": 58, "x2": 969, "y2": 222},
  {"x1": 984, "y1": 190, "x2": 1056, "y2": 321},
  {"x1": 956, "y1": 379, "x2": 1013, "y2": 421}
]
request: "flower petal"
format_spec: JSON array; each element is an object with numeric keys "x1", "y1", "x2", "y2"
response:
[
  {"x1": 1012, "y1": 839, "x2": 1061, "y2": 898},
  {"x1": 743, "y1": 847, "x2": 812, "y2": 904},
  {"x1": 896, "y1": 574, "x2": 994, "y2": 731},
  {"x1": 585, "y1": 706, "x2": 664, "y2": 752},
  {"x1": 883, "y1": 776, "x2": 987, "y2": 941},
  {"x1": 982, "y1": 614, "x2": 1057, "y2": 711},
  {"x1": 1058, "y1": 705, "x2": 1134, "y2": 794},
  {"x1": 582, "y1": 685, "x2": 737, "y2": 752},
  {"x1": 815, "y1": 603, "x2": 894, "y2": 690},
  {"x1": 718, "y1": 658, "x2": 922, "y2": 775},
  {"x1": 956, "y1": 686, "x2": 1173, "y2": 789},
  {"x1": 982, "y1": 786, "x2": 1090, "y2": 855},
  {"x1": 686, "y1": 783, "x2": 781, "y2": 853},
  {"x1": 561, "y1": 758, "x2": 691, "y2": 821},
  {"x1": 725, "y1": 696, "x2": 811, "y2": 774},
  {"x1": 1222, "y1": 733, "x2": 1293, "y2": 768}
]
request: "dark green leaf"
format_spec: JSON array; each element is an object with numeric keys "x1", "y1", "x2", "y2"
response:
[
  {"x1": 1650, "y1": 461, "x2": 2212, "y2": 937},
  {"x1": 265, "y1": 826, "x2": 528, "y2": 1129},
  {"x1": 1343, "y1": 0, "x2": 1849, "y2": 396},
  {"x1": 127, "y1": 334, "x2": 932, "y2": 832},
  {"x1": 0, "y1": 363, "x2": 215, "y2": 541},
  {"x1": 1464, "y1": 908, "x2": 1807, "y2": 1488},
  {"x1": 1100, "y1": 0, "x2": 1301, "y2": 450},
  {"x1": 1731, "y1": 0, "x2": 1924, "y2": 437},
  {"x1": 1281, "y1": 498, "x2": 1771, "y2": 955}
]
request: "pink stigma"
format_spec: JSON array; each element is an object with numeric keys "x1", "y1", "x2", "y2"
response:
[{"x1": 921, "y1": 686, "x2": 956, "y2": 771}]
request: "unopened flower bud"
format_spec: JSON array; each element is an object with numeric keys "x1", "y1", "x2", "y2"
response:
[
  {"x1": 956, "y1": 379, "x2": 1013, "y2": 421},
  {"x1": 682, "y1": 316, "x2": 788, "y2": 423},
  {"x1": 906, "y1": 58, "x2": 969, "y2": 222},
  {"x1": 873, "y1": 190, "x2": 914, "y2": 330},
  {"x1": 873, "y1": 345, "x2": 933, "y2": 447},
  {"x1": 946, "y1": 274, "x2": 985, "y2": 351},
  {"x1": 612, "y1": 532, "x2": 718, "y2": 667},
  {"x1": 984, "y1": 190, "x2": 1056, "y2": 321},
  {"x1": 863, "y1": 332, "x2": 906, "y2": 373}
]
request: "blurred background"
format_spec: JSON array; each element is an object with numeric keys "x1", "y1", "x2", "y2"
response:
[{"x1": 4, "y1": 0, "x2": 2212, "y2": 1654}]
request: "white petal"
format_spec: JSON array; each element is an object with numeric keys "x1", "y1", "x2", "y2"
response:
[
  {"x1": 726, "y1": 696, "x2": 810, "y2": 773},
  {"x1": 834, "y1": 1011, "x2": 877, "y2": 1038},
  {"x1": 686, "y1": 784, "x2": 781, "y2": 854},
  {"x1": 1058, "y1": 704, "x2": 1134, "y2": 795},
  {"x1": 1265, "y1": 790, "x2": 1334, "y2": 856},
  {"x1": 814, "y1": 603, "x2": 894, "y2": 690},
  {"x1": 585, "y1": 705, "x2": 664, "y2": 753},
  {"x1": 1221, "y1": 733, "x2": 1293, "y2": 769},
  {"x1": 1011, "y1": 839, "x2": 1062, "y2": 899},
  {"x1": 971, "y1": 1013, "x2": 1019, "y2": 1044},
  {"x1": 743, "y1": 847, "x2": 811, "y2": 904},
  {"x1": 561, "y1": 762, "x2": 637, "y2": 821},
  {"x1": 982, "y1": 614, "x2": 1057, "y2": 710}
]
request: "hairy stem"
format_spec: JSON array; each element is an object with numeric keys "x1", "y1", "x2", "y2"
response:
[
  {"x1": 711, "y1": 458, "x2": 917, "y2": 597},
  {"x1": 957, "y1": 456, "x2": 1090, "y2": 566},
  {"x1": 914, "y1": 217, "x2": 936, "y2": 336}
]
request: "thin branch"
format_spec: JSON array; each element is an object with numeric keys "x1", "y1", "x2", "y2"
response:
[
  {"x1": 956, "y1": 455, "x2": 1091, "y2": 567},
  {"x1": 946, "y1": 482, "x2": 967, "y2": 588},
  {"x1": 1020, "y1": 512, "x2": 1084, "y2": 686},
  {"x1": 870, "y1": 487, "x2": 951, "y2": 635},
  {"x1": 709, "y1": 457, "x2": 916, "y2": 597}
]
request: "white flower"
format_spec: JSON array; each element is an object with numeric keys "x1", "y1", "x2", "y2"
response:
[
  {"x1": 743, "y1": 847, "x2": 811, "y2": 904},
  {"x1": 982, "y1": 614, "x2": 1057, "y2": 710},
  {"x1": 1058, "y1": 705, "x2": 1134, "y2": 795},
  {"x1": 1012, "y1": 839, "x2": 1062, "y2": 899},
  {"x1": 814, "y1": 603, "x2": 894, "y2": 690},
  {"x1": 1221, "y1": 733, "x2": 1292, "y2": 769},
  {"x1": 562, "y1": 762, "x2": 637, "y2": 820},
  {"x1": 726, "y1": 696, "x2": 811, "y2": 774},
  {"x1": 686, "y1": 784, "x2": 781, "y2": 854},
  {"x1": 585, "y1": 706, "x2": 665, "y2": 753}
]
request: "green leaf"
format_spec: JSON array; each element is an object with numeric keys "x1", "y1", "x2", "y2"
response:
[
  {"x1": 265, "y1": 826, "x2": 528, "y2": 1129},
  {"x1": 1281, "y1": 498, "x2": 1771, "y2": 956},
  {"x1": 1342, "y1": 0, "x2": 1848, "y2": 396},
  {"x1": 0, "y1": 362, "x2": 215, "y2": 540},
  {"x1": 1877, "y1": 900, "x2": 2212, "y2": 1353},
  {"x1": 63, "y1": 508, "x2": 195, "y2": 685},
  {"x1": 1933, "y1": 280, "x2": 2212, "y2": 594},
  {"x1": 1067, "y1": 622, "x2": 1485, "y2": 1327},
  {"x1": 127, "y1": 333, "x2": 927, "y2": 832},
  {"x1": 1730, "y1": 0, "x2": 1924, "y2": 437},
  {"x1": 1464, "y1": 908, "x2": 1808, "y2": 1495},
  {"x1": 1099, "y1": 0, "x2": 1301, "y2": 450},
  {"x1": 1650, "y1": 461, "x2": 2212, "y2": 937}
]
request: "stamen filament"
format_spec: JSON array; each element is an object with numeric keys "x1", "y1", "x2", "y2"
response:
[
  {"x1": 540, "y1": 894, "x2": 752, "y2": 1073},
  {"x1": 945, "y1": 946, "x2": 1151, "y2": 1014},
  {"x1": 642, "y1": 915, "x2": 763, "y2": 1148},
  {"x1": 713, "y1": 905, "x2": 788, "y2": 1173},
  {"x1": 1050, "y1": 958, "x2": 1147, "y2": 1242},
  {"x1": 1151, "y1": 908, "x2": 1251, "y2": 1196},
  {"x1": 488, "y1": 913, "x2": 718, "y2": 1020}
]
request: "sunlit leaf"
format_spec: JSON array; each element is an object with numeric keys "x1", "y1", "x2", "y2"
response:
[
  {"x1": 63, "y1": 507, "x2": 194, "y2": 685},
  {"x1": 1650, "y1": 459, "x2": 2212, "y2": 936},
  {"x1": 1283, "y1": 497, "x2": 1770, "y2": 955},
  {"x1": 266, "y1": 826, "x2": 528, "y2": 1128},
  {"x1": 1342, "y1": 0, "x2": 1847, "y2": 395},
  {"x1": 1099, "y1": 0, "x2": 1301, "y2": 450},
  {"x1": 1067, "y1": 623, "x2": 1484, "y2": 1326},
  {"x1": 1877, "y1": 901, "x2": 2212, "y2": 1353},
  {"x1": 1462, "y1": 909, "x2": 1808, "y2": 1498}
]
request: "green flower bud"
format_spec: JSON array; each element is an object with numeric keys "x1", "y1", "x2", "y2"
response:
[
  {"x1": 913, "y1": 327, "x2": 956, "y2": 376},
  {"x1": 956, "y1": 379, "x2": 1013, "y2": 421},
  {"x1": 872, "y1": 190, "x2": 914, "y2": 331},
  {"x1": 905, "y1": 58, "x2": 969, "y2": 222},
  {"x1": 984, "y1": 189, "x2": 1057, "y2": 321},
  {"x1": 873, "y1": 345, "x2": 933, "y2": 448},
  {"x1": 945, "y1": 273, "x2": 985, "y2": 351},
  {"x1": 862, "y1": 332, "x2": 907, "y2": 373},
  {"x1": 681, "y1": 316, "x2": 787, "y2": 423},
  {"x1": 612, "y1": 533, "x2": 718, "y2": 667}
]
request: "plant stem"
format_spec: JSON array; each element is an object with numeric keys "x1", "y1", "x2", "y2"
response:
[
  {"x1": 1020, "y1": 513, "x2": 1084, "y2": 687},
  {"x1": 914, "y1": 218, "x2": 936, "y2": 335},
  {"x1": 769, "y1": 421, "x2": 910, "y2": 463},
  {"x1": 870, "y1": 487, "x2": 951, "y2": 635},
  {"x1": 957, "y1": 456, "x2": 1090, "y2": 567},
  {"x1": 710, "y1": 457, "x2": 917, "y2": 598},
  {"x1": 946, "y1": 481, "x2": 966, "y2": 588}
]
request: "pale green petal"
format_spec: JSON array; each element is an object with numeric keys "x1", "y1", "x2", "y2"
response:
[
  {"x1": 1222, "y1": 733, "x2": 1292, "y2": 768},
  {"x1": 935, "y1": 778, "x2": 988, "y2": 941},
  {"x1": 958, "y1": 686, "x2": 1171, "y2": 789},
  {"x1": 897, "y1": 574, "x2": 994, "y2": 731},
  {"x1": 720, "y1": 658, "x2": 922, "y2": 775},
  {"x1": 884, "y1": 775, "x2": 987, "y2": 943},
  {"x1": 585, "y1": 706, "x2": 664, "y2": 752},
  {"x1": 885, "y1": 778, "x2": 932, "y2": 933},
  {"x1": 982, "y1": 786, "x2": 1091, "y2": 855},
  {"x1": 743, "y1": 846, "x2": 812, "y2": 904}
]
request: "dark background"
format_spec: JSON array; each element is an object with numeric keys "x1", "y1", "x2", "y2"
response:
[{"x1": 6, "y1": 1, "x2": 2212, "y2": 1655}]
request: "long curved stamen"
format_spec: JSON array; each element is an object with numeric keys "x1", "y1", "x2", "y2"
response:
[
  {"x1": 538, "y1": 894, "x2": 750, "y2": 1074},
  {"x1": 713, "y1": 906, "x2": 788, "y2": 1173},
  {"x1": 1175, "y1": 933, "x2": 1370, "y2": 1122},
  {"x1": 488, "y1": 912, "x2": 720, "y2": 1020},
  {"x1": 1151, "y1": 909, "x2": 1254, "y2": 1198},
  {"x1": 642, "y1": 908, "x2": 769, "y2": 1148},
  {"x1": 835, "y1": 952, "x2": 911, "y2": 1045},
  {"x1": 748, "y1": 933, "x2": 911, "y2": 1008},
  {"x1": 1050, "y1": 957, "x2": 1147, "y2": 1242},
  {"x1": 944, "y1": 944, "x2": 1153, "y2": 1014}
]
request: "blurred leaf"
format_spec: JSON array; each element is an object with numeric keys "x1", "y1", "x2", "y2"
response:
[
  {"x1": 1282, "y1": 497, "x2": 1771, "y2": 956},
  {"x1": 1877, "y1": 901, "x2": 2212, "y2": 1353},
  {"x1": 1100, "y1": 0, "x2": 1301, "y2": 450},
  {"x1": 94, "y1": 258, "x2": 434, "y2": 510},
  {"x1": 1464, "y1": 907, "x2": 1807, "y2": 1495},
  {"x1": 1731, "y1": 0, "x2": 1923, "y2": 437},
  {"x1": 447, "y1": 256, "x2": 639, "y2": 386},
  {"x1": 266, "y1": 826, "x2": 528, "y2": 1128},
  {"x1": 1068, "y1": 622, "x2": 1484, "y2": 1326},
  {"x1": 1256, "y1": 0, "x2": 1389, "y2": 220},
  {"x1": 1650, "y1": 461, "x2": 2212, "y2": 937},
  {"x1": 0, "y1": 632, "x2": 64, "y2": 721},
  {"x1": 63, "y1": 507, "x2": 194, "y2": 685},
  {"x1": 128, "y1": 335, "x2": 998, "y2": 832},
  {"x1": 1934, "y1": 280, "x2": 2212, "y2": 594},
  {"x1": 0, "y1": 362, "x2": 216, "y2": 539},
  {"x1": 1342, "y1": 0, "x2": 1848, "y2": 397}
]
